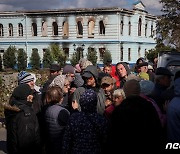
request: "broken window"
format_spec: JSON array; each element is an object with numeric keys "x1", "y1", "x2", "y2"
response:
[
  {"x1": 62, "y1": 21, "x2": 69, "y2": 37},
  {"x1": 77, "y1": 20, "x2": 83, "y2": 36},
  {"x1": 138, "y1": 18, "x2": 142, "y2": 36},
  {"x1": 52, "y1": 22, "x2": 58, "y2": 36},
  {"x1": 18, "y1": 23, "x2": 23, "y2": 36},
  {"x1": 88, "y1": 20, "x2": 95, "y2": 37},
  {"x1": 42, "y1": 21, "x2": 48, "y2": 36},
  {"x1": 0, "y1": 24, "x2": 4, "y2": 37},
  {"x1": 9, "y1": 23, "x2": 13, "y2": 36},
  {"x1": 32, "y1": 23, "x2": 37, "y2": 36},
  {"x1": 99, "y1": 20, "x2": 105, "y2": 35}
]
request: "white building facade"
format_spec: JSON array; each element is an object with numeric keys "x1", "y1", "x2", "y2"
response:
[{"x1": 0, "y1": 1, "x2": 157, "y2": 67}]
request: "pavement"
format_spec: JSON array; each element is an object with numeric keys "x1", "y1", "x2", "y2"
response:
[{"x1": 0, "y1": 127, "x2": 7, "y2": 154}]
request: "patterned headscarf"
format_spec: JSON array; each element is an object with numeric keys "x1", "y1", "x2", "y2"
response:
[
  {"x1": 49, "y1": 75, "x2": 66, "y2": 89},
  {"x1": 79, "y1": 89, "x2": 97, "y2": 113}
]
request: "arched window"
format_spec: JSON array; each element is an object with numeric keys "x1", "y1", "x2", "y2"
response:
[
  {"x1": 128, "y1": 21, "x2": 131, "y2": 35},
  {"x1": 0, "y1": 24, "x2": 4, "y2": 37},
  {"x1": 99, "y1": 20, "x2": 105, "y2": 35},
  {"x1": 32, "y1": 23, "x2": 37, "y2": 36},
  {"x1": 77, "y1": 20, "x2": 83, "y2": 36},
  {"x1": 9, "y1": 23, "x2": 13, "y2": 36},
  {"x1": 62, "y1": 21, "x2": 69, "y2": 37},
  {"x1": 42, "y1": 21, "x2": 47, "y2": 36},
  {"x1": 88, "y1": 20, "x2": 95, "y2": 37},
  {"x1": 52, "y1": 22, "x2": 58, "y2": 36},
  {"x1": 138, "y1": 18, "x2": 142, "y2": 36},
  {"x1": 18, "y1": 23, "x2": 23, "y2": 36}
]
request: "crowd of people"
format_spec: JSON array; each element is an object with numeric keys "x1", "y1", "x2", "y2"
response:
[{"x1": 3, "y1": 57, "x2": 180, "y2": 153}]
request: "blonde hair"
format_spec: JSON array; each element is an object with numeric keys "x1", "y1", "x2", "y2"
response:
[{"x1": 113, "y1": 89, "x2": 126, "y2": 99}]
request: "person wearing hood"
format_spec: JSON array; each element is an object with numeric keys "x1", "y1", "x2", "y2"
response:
[
  {"x1": 4, "y1": 84, "x2": 41, "y2": 154},
  {"x1": 115, "y1": 62, "x2": 130, "y2": 88},
  {"x1": 62, "y1": 89, "x2": 108, "y2": 154},
  {"x1": 72, "y1": 65, "x2": 106, "y2": 115}
]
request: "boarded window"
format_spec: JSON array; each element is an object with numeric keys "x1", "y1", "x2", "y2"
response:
[
  {"x1": 99, "y1": 20, "x2": 105, "y2": 35},
  {"x1": 0, "y1": 24, "x2": 4, "y2": 37},
  {"x1": 32, "y1": 23, "x2": 37, "y2": 36},
  {"x1": 138, "y1": 18, "x2": 142, "y2": 36},
  {"x1": 62, "y1": 21, "x2": 69, "y2": 37},
  {"x1": 77, "y1": 21, "x2": 83, "y2": 36},
  {"x1": 99, "y1": 48, "x2": 105, "y2": 60},
  {"x1": 88, "y1": 20, "x2": 95, "y2": 37},
  {"x1": 42, "y1": 21, "x2": 48, "y2": 36},
  {"x1": 18, "y1": 23, "x2": 23, "y2": 36},
  {"x1": 128, "y1": 21, "x2": 131, "y2": 35},
  {"x1": 9, "y1": 23, "x2": 13, "y2": 36},
  {"x1": 52, "y1": 22, "x2": 58, "y2": 36}
]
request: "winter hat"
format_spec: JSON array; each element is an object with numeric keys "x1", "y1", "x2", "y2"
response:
[
  {"x1": 18, "y1": 71, "x2": 34, "y2": 84},
  {"x1": 74, "y1": 74, "x2": 84, "y2": 88},
  {"x1": 123, "y1": 79, "x2": 140, "y2": 97},
  {"x1": 139, "y1": 72, "x2": 149, "y2": 80},
  {"x1": 139, "y1": 80, "x2": 155, "y2": 96},
  {"x1": 63, "y1": 64, "x2": 75, "y2": 74},
  {"x1": 49, "y1": 75, "x2": 66, "y2": 89},
  {"x1": 12, "y1": 84, "x2": 33, "y2": 101},
  {"x1": 79, "y1": 89, "x2": 97, "y2": 113},
  {"x1": 81, "y1": 60, "x2": 93, "y2": 70},
  {"x1": 82, "y1": 65, "x2": 99, "y2": 82},
  {"x1": 126, "y1": 74, "x2": 141, "y2": 81},
  {"x1": 101, "y1": 76, "x2": 116, "y2": 85}
]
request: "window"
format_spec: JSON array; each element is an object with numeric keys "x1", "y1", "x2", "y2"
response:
[
  {"x1": 62, "y1": 21, "x2": 69, "y2": 37},
  {"x1": 151, "y1": 24, "x2": 153, "y2": 37},
  {"x1": 128, "y1": 48, "x2": 131, "y2": 61},
  {"x1": 120, "y1": 45, "x2": 123, "y2": 61},
  {"x1": 138, "y1": 18, "x2": 142, "y2": 36},
  {"x1": 18, "y1": 23, "x2": 23, "y2": 36},
  {"x1": 99, "y1": 20, "x2": 105, "y2": 35},
  {"x1": 120, "y1": 20, "x2": 124, "y2": 35},
  {"x1": 9, "y1": 23, "x2": 13, "y2": 36},
  {"x1": 88, "y1": 20, "x2": 95, "y2": 37},
  {"x1": 99, "y1": 48, "x2": 105, "y2": 60},
  {"x1": 32, "y1": 23, "x2": 37, "y2": 36},
  {"x1": 77, "y1": 20, "x2": 83, "y2": 36},
  {"x1": 52, "y1": 22, "x2": 58, "y2": 36},
  {"x1": 0, "y1": 24, "x2": 4, "y2": 37},
  {"x1": 42, "y1": 21, "x2": 48, "y2": 36},
  {"x1": 128, "y1": 21, "x2": 131, "y2": 36},
  {"x1": 138, "y1": 46, "x2": 141, "y2": 58},
  {"x1": 63, "y1": 48, "x2": 69, "y2": 57},
  {"x1": 145, "y1": 23, "x2": 147, "y2": 37}
]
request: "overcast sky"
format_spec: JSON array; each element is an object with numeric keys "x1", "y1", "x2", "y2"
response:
[{"x1": 0, "y1": 0, "x2": 163, "y2": 15}]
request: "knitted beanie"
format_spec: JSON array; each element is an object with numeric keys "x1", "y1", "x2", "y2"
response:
[
  {"x1": 49, "y1": 75, "x2": 66, "y2": 89},
  {"x1": 63, "y1": 64, "x2": 75, "y2": 74},
  {"x1": 12, "y1": 84, "x2": 33, "y2": 101},
  {"x1": 17, "y1": 71, "x2": 34, "y2": 84},
  {"x1": 139, "y1": 80, "x2": 155, "y2": 96},
  {"x1": 74, "y1": 74, "x2": 84, "y2": 88},
  {"x1": 123, "y1": 79, "x2": 140, "y2": 97}
]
